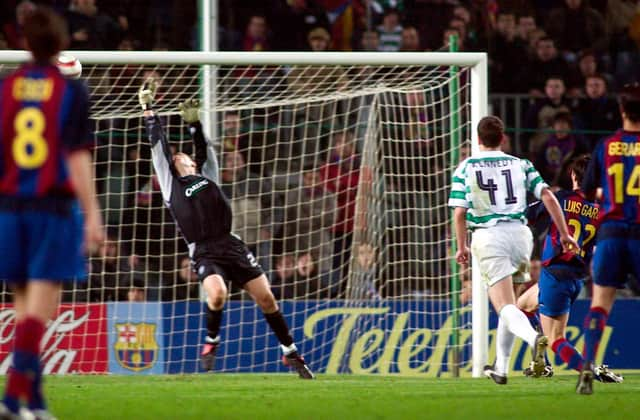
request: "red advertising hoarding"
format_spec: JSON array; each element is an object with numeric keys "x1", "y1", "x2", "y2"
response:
[{"x1": 0, "y1": 304, "x2": 108, "y2": 374}]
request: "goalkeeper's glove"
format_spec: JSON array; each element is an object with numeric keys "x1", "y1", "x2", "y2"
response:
[
  {"x1": 138, "y1": 78, "x2": 157, "y2": 111},
  {"x1": 178, "y1": 99, "x2": 201, "y2": 123}
]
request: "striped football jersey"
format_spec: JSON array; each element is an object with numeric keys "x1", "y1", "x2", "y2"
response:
[{"x1": 448, "y1": 150, "x2": 549, "y2": 229}]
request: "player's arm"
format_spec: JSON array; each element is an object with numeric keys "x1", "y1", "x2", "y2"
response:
[
  {"x1": 540, "y1": 188, "x2": 579, "y2": 253},
  {"x1": 178, "y1": 99, "x2": 220, "y2": 184},
  {"x1": 524, "y1": 159, "x2": 579, "y2": 253},
  {"x1": 67, "y1": 151, "x2": 104, "y2": 251},
  {"x1": 63, "y1": 80, "x2": 104, "y2": 251},
  {"x1": 581, "y1": 143, "x2": 602, "y2": 201},
  {"x1": 453, "y1": 207, "x2": 470, "y2": 264},
  {"x1": 139, "y1": 78, "x2": 176, "y2": 202},
  {"x1": 448, "y1": 161, "x2": 470, "y2": 264}
]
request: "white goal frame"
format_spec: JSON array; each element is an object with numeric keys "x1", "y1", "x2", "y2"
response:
[{"x1": 0, "y1": 50, "x2": 489, "y2": 377}]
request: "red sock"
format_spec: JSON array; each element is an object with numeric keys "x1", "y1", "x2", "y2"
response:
[{"x1": 3, "y1": 317, "x2": 45, "y2": 410}]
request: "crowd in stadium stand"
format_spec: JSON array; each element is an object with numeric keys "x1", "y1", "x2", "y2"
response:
[{"x1": 2, "y1": 0, "x2": 640, "y2": 301}]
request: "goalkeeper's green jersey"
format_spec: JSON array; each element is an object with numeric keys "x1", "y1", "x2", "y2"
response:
[{"x1": 448, "y1": 150, "x2": 548, "y2": 229}]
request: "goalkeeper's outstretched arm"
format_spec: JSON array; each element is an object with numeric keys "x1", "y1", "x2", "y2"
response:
[
  {"x1": 139, "y1": 78, "x2": 177, "y2": 203},
  {"x1": 179, "y1": 99, "x2": 220, "y2": 184}
]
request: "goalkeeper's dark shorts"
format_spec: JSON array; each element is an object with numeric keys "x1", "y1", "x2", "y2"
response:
[{"x1": 193, "y1": 233, "x2": 264, "y2": 286}]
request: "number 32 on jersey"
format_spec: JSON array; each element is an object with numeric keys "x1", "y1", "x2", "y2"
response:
[{"x1": 12, "y1": 107, "x2": 48, "y2": 169}]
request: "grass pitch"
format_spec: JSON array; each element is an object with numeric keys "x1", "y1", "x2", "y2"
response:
[{"x1": 28, "y1": 373, "x2": 640, "y2": 419}]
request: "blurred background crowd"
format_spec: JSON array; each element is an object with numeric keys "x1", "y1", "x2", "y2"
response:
[{"x1": 1, "y1": 0, "x2": 639, "y2": 302}]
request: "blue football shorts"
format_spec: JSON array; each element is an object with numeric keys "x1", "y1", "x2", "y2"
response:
[
  {"x1": 538, "y1": 266, "x2": 583, "y2": 317},
  {"x1": 591, "y1": 222, "x2": 640, "y2": 289},
  {"x1": 0, "y1": 203, "x2": 86, "y2": 283}
]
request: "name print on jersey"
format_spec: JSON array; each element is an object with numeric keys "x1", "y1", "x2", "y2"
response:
[
  {"x1": 564, "y1": 200, "x2": 599, "y2": 220},
  {"x1": 185, "y1": 179, "x2": 209, "y2": 197}
]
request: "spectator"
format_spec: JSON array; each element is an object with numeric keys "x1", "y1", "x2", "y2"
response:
[
  {"x1": 127, "y1": 279, "x2": 146, "y2": 302},
  {"x1": 516, "y1": 13, "x2": 537, "y2": 43},
  {"x1": 273, "y1": 0, "x2": 329, "y2": 51},
  {"x1": 545, "y1": 0, "x2": 607, "y2": 60},
  {"x1": 452, "y1": 3, "x2": 486, "y2": 50},
  {"x1": 351, "y1": 243, "x2": 381, "y2": 300},
  {"x1": 576, "y1": 74, "x2": 622, "y2": 148},
  {"x1": 489, "y1": 11, "x2": 529, "y2": 92},
  {"x1": 448, "y1": 16, "x2": 475, "y2": 50},
  {"x1": 524, "y1": 28, "x2": 547, "y2": 60},
  {"x1": 534, "y1": 112, "x2": 588, "y2": 185},
  {"x1": 442, "y1": 26, "x2": 464, "y2": 51},
  {"x1": 359, "y1": 30, "x2": 380, "y2": 51},
  {"x1": 243, "y1": 15, "x2": 269, "y2": 51},
  {"x1": 377, "y1": 7, "x2": 403, "y2": 51},
  {"x1": 606, "y1": 0, "x2": 640, "y2": 85},
  {"x1": 2, "y1": 0, "x2": 35, "y2": 50},
  {"x1": 307, "y1": 26, "x2": 330, "y2": 51},
  {"x1": 567, "y1": 49, "x2": 614, "y2": 96},
  {"x1": 277, "y1": 165, "x2": 336, "y2": 296},
  {"x1": 288, "y1": 27, "x2": 346, "y2": 95},
  {"x1": 222, "y1": 110, "x2": 242, "y2": 152},
  {"x1": 89, "y1": 235, "x2": 138, "y2": 302},
  {"x1": 518, "y1": 37, "x2": 571, "y2": 95},
  {"x1": 65, "y1": 0, "x2": 122, "y2": 50},
  {"x1": 320, "y1": 131, "x2": 361, "y2": 292},
  {"x1": 523, "y1": 76, "x2": 574, "y2": 154},
  {"x1": 400, "y1": 26, "x2": 421, "y2": 51}
]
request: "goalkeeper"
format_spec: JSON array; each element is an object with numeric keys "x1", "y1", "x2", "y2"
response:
[{"x1": 139, "y1": 79, "x2": 314, "y2": 379}]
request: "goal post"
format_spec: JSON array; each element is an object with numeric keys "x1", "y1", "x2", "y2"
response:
[{"x1": 0, "y1": 50, "x2": 488, "y2": 377}]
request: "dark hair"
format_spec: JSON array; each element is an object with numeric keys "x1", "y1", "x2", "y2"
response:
[
  {"x1": 569, "y1": 154, "x2": 591, "y2": 185},
  {"x1": 586, "y1": 73, "x2": 607, "y2": 85},
  {"x1": 619, "y1": 83, "x2": 640, "y2": 123},
  {"x1": 552, "y1": 111, "x2": 573, "y2": 127},
  {"x1": 477, "y1": 116, "x2": 504, "y2": 148},
  {"x1": 23, "y1": 7, "x2": 68, "y2": 62},
  {"x1": 536, "y1": 36, "x2": 554, "y2": 46}
]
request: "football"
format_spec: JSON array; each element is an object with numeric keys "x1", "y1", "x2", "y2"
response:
[{"x1": 56, "y1": 53, "x2": 82, "y2": 79}]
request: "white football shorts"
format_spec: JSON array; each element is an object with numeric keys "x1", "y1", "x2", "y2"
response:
[{"x1": 471, "y1": 222, "x2": 533, "y2": 287}]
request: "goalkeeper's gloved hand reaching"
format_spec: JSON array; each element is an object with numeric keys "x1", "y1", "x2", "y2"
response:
[
  {"x1": 178, "y1": 99, "x2": 201, "y2": 123},
  {"x1": 138, "y1": 77, "x2": 157, "y2": 111}
]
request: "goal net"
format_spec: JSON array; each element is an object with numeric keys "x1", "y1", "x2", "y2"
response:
[{"x1": 0, "y1": 51, "x2": 488, "y2": 377}]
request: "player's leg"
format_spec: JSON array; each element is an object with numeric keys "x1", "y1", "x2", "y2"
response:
[
  {"x1": 488, "y1": 277, "x2": 547, "y2": 377},
  {"x1": 243, "y1": 274, "x2": 314, "y2": 379},
  {"x1": 516, "y1": 283, "x2": 542, "y2": 332},
  {"x1": 200, "y1": 273, "x2": 227, "y2": 371},
  {"x1": 1, "y1": 285, "x2": 27, "y2": 418},
  {"x1": 577, "y1": 235, "x2": 624, "y2": 394}
]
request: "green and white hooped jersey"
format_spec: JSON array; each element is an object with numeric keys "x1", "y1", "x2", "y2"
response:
[{"x1": 448, "y1": 151, "x2": 548, "y2": 229}]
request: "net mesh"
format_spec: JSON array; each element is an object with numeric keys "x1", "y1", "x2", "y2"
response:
[{"x1": 0, "y1": 59, "x2": 473, "y2": 375}]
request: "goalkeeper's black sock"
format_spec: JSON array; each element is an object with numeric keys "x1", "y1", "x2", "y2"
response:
[
  {"x1": 206, "y1": 308, "x2": 223, "y2": 341},
  {"x1": 263, "y1": 310, "x2": 294, "y2": 347}
]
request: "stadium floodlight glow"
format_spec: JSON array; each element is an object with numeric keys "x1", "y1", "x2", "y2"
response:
[{"x1": 0, "y1": 50, "x2": 488, "y2": 378}]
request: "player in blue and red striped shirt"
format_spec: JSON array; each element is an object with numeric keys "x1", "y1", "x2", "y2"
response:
[
  {"x1": 522, "y1": 155, "x2": 621, "y2": 382},
  {"x1": 0, "y1": 7, "x2": 103, "y2": 418},
  {"x1": 576, "y1": 83, "x2": 640, "y2": 395}
]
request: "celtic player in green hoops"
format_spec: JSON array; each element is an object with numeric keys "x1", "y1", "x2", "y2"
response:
[{"x1": 448, "y1": 116, "x2": 580, "y2": 384}]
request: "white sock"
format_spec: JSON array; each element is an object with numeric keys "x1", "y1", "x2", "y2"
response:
[
  {"x1": 500, "y1": 304, "x2": 538, "y2": 348},
  {"x1": 495, "y1": 318, "x2": 515, "y2": 376},
  {"x1": 205, "y1": 335, "x2": 220, "y2": 344},
  {"x1": 281, "y1": 343, "x2": 298, "y2": 356}
]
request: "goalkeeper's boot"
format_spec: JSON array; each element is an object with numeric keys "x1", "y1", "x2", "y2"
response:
[
  {"x1": 530, "y1": 334, "x2": 549, "y2": 377},
  {"x1": 594, "y1": 365, "x2": 623, "y2": 383},
  {"x1": 483, "y1": 364, "x2": 507, "y2": 385},
  {"x1": 576, "y1": 361, "x2": 594, "y2": 395},
  {"x1": 200, "y1": 342, "x2": 218, "y2": 372},
  {"x1": 523, "y1": 363, "x2": 554, "y2": 378},
  {"x1": 283, "y1": 353, "x2": 315, "y2": 379}
]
